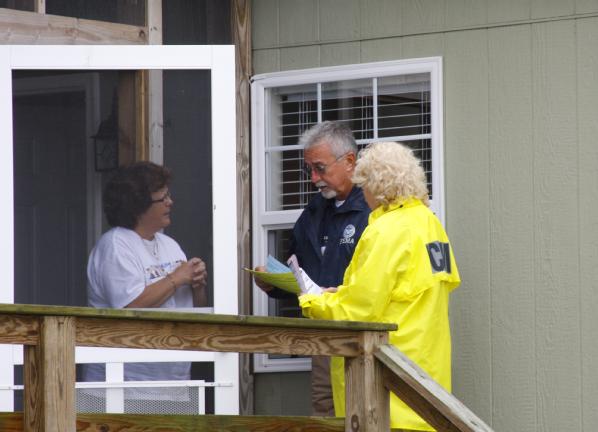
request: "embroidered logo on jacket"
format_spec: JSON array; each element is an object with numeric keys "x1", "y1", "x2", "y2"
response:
[
  {"x1": 340, "y1": 224, "x2": 356, "y2": 245},
  {"x1": 426, "y1": 242, "x2": 452, "y2": 273}
]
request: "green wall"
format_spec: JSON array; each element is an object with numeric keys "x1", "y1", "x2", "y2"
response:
[{"x1": 252, "y1": 1, "x2": 598, "y2": 430}]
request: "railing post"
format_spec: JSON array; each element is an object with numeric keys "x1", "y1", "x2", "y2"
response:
[
  {"x1": 345, "y1": 331, "x2": 389, "y2": 432},
  {"x1": 23, "y1": 316, "x2": 76, "y2": 432}
]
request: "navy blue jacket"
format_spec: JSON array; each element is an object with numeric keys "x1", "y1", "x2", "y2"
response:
[{"x1": 268, "y1": 186, "x2": 370, "y2": 298}]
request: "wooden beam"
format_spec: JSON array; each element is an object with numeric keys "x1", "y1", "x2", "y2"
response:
[
  {"x1": 23, "y1": 316, "x2": 76, "y2": 432},
  {"x1": 34, "y1": 0, "x2": 45, "y2": 14},
  {"x1": 375, "y1": 344, "x2": 494, "y2": 432},
  {"x1": 232, "y1": 0, "x2": 253, "y2": 416},
  {"x1": 117, "y1": 70, "x2": 149, "y2": 165},
  {"x1": 135, "y1": 69, "x2": 149, "y2": 161},
  {"x1": 76, "y1": 317, "x2": 363, "y2": 357},
  {"x1": 146, "y1": 0, "x2": 164, "y2": 164},
  {"x1": 0, "y1": 314, "x2": 38, "y2": 345},
  {"x1": 345, "y1": 331, "x2": 389, "y2": 432},
  {"x1": 0, "y1": 8, "x2": 147, "y2": 44},
  {"x1": 0, "y1": 303, "x2": 395, "y2": 332},
  {"x1": 0, "y1": 412, "x2": 345, "y2": 432}
]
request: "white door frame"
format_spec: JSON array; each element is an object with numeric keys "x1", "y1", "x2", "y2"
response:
[{"x1": 0, "y1": 45, "x2": 239, "y2": 414}]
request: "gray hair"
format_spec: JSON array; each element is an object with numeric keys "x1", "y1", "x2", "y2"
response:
[{"x1": 299, "y1": 121, "x2": 358, "y2": 157}]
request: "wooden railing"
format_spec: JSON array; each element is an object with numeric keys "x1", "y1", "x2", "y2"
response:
[{"x1": 0, "y1": 303, "x2": 493, "y2": 432}]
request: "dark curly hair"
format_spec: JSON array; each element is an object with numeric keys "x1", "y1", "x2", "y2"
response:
[{"x1": 103, "y1": 161, "x2": 171, "y2": 229}]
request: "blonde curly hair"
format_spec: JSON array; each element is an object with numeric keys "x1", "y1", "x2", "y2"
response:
[{"x1": 352, "y1": 141, "x2": 429, "y2": 208}]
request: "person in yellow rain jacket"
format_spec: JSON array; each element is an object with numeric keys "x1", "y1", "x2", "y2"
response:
[{"x1": 299, "y1": 141, "x2": 460, "y2": 431}]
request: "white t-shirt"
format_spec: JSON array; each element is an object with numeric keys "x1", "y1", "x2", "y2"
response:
[{"x1": 85, "y1": 226, "x2": 193, "y2": 385}]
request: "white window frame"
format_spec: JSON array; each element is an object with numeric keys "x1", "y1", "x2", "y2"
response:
[
  {"x1": 0, "y1": 45, "x2": 239, "y2": 413},
  {"x1": 251, "y1": 57, "x2": 444, "y2": 372}
]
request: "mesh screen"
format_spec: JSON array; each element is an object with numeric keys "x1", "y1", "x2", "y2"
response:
[{"x1": 77, "y1": 386, "x2": 202, "y2": 415}]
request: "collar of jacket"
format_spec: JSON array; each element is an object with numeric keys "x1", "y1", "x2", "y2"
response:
[
  {"x1": 306, "y1": 186, "x2": 369, "y2": 214},
  {"x1": 369, "y1": 197, "x2": 423, "y2": 223}
]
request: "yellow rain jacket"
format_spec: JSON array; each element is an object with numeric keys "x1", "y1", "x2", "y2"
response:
[{"x1": 299, "y1": 198, "x2": 460, "y2": 431}]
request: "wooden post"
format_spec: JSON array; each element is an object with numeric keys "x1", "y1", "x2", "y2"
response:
[
  {"x1": 146, "y1": 0, "x2": 164, "y2": 164},
  {"x1": 345, "y1": 331, "x2": 389, "y2": 432},
  {"x1": 23, "y1": 316, "x2": 76, "y2": 432},
  {"x1": 117, "y1": 70, "x2": 148, "y2": 164},
  {"x1": 232, "y1": 0, "x2": 253, "y2": 416},
  {"x1": 34, "y1": 0, "x2": 46, "y2": 14}
]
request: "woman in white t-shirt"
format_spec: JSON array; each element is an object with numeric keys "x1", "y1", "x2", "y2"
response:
[{"x1": 84, "y1": 161, "x2": 207, "y2": 386}]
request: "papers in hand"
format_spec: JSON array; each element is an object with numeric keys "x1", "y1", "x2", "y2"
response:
[
  {"x1": 245, "y1": 255, "x2": 323, "y2": 296},
  {"x1": 244, "y1": 255, "x2": 300, "y2": 294},
  {"x1": 286, "y1": 254, "x2": 323, "y2": 296}
]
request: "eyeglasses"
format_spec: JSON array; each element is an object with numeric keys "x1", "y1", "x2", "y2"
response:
[
  {"x1": 302, "y1": 153, "x2": 349, "y2": 178},
  {"x1": 151, "y1": 190, "x2": 172, "y2": 204}
]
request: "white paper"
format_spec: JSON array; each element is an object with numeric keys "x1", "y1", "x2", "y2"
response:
[{"x1": 286, "y1": 254, "x2": 322, "y2": 295}]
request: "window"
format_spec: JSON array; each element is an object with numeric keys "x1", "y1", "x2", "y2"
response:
[{"x1": 251, "y1": 58, "x2": 444, "y2": 372}]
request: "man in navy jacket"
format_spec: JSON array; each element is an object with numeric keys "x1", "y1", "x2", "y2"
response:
[{"x1": 254, "y1": 121, "x2": 370, "y2": 416}]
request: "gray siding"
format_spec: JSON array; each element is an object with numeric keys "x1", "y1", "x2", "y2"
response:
[{"x1": 252, "y1": 1, "x2": 598, "y2": 429}]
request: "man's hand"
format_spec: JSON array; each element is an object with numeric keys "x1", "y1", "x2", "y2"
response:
[{"x1": 253, "y1": 265, "x2": 274, "y2": 293}]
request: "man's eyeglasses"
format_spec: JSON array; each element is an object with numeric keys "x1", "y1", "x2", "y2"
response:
[
  {"x1": 151, "y1": 190, "x2": 171, "y2": 204},
  {"x1": 302, "y1": 153, "x2": 349, "y2": 178}
]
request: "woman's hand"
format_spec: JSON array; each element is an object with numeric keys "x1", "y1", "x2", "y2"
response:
[
  {"x1": 189, "y1": 257, "x2": 207, "y2": 289},
  {"x1": 188, "y1": 257, "x2": 208, "y2": 307}
]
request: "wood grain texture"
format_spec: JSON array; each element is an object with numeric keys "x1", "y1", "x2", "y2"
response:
[
  {"x1": 24, "y1": 316, "x2": 76, "y2": 432},
  {"x1": 0, "y1": 314, "x2": 38, "y2": 345},
  {"x1": 135, "y1": 70, "x2": 149, "y2": 162},
  {"x1": 146, "y1": 1, "x2": 164, "y2": 165},
  {"x1": 375, "y1": 345, "x2": 494, "y2": 432},
  {"x1": 576, "y1": 17, "x2": 598, "y2": 431},
  {"x1": 0, "y1": 412, "x2": 345, "y2": 432},
  {"x1": 531, "y1": 20, "x2": 581, "y2": 432},
  {"x1": 344, "y1": 332, "x2": 389, "y2": 432},
  {"x1": 75, "y1": 317, "x2": 363, "y2": 357},
  {"x1": 232, "y1": 0, "x2": 254, "y2": 416},
  {"x1": 487, "y1": 25, "x2": 536, "y2": 431},
  {"x1": 0, "y1": 303, "x2": 394, "y2": 331},
  {"x1": 0, "y1": 8, "x2": 147, "y2": 44}
]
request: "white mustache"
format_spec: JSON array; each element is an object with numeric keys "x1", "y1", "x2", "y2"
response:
[{"x1": 315, "y1": 181, "x2": 328, "y2": 189}]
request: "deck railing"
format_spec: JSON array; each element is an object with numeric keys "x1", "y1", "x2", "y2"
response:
[{"x1": 0, "y1": 303, "x2": 493, "y2": 432}]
